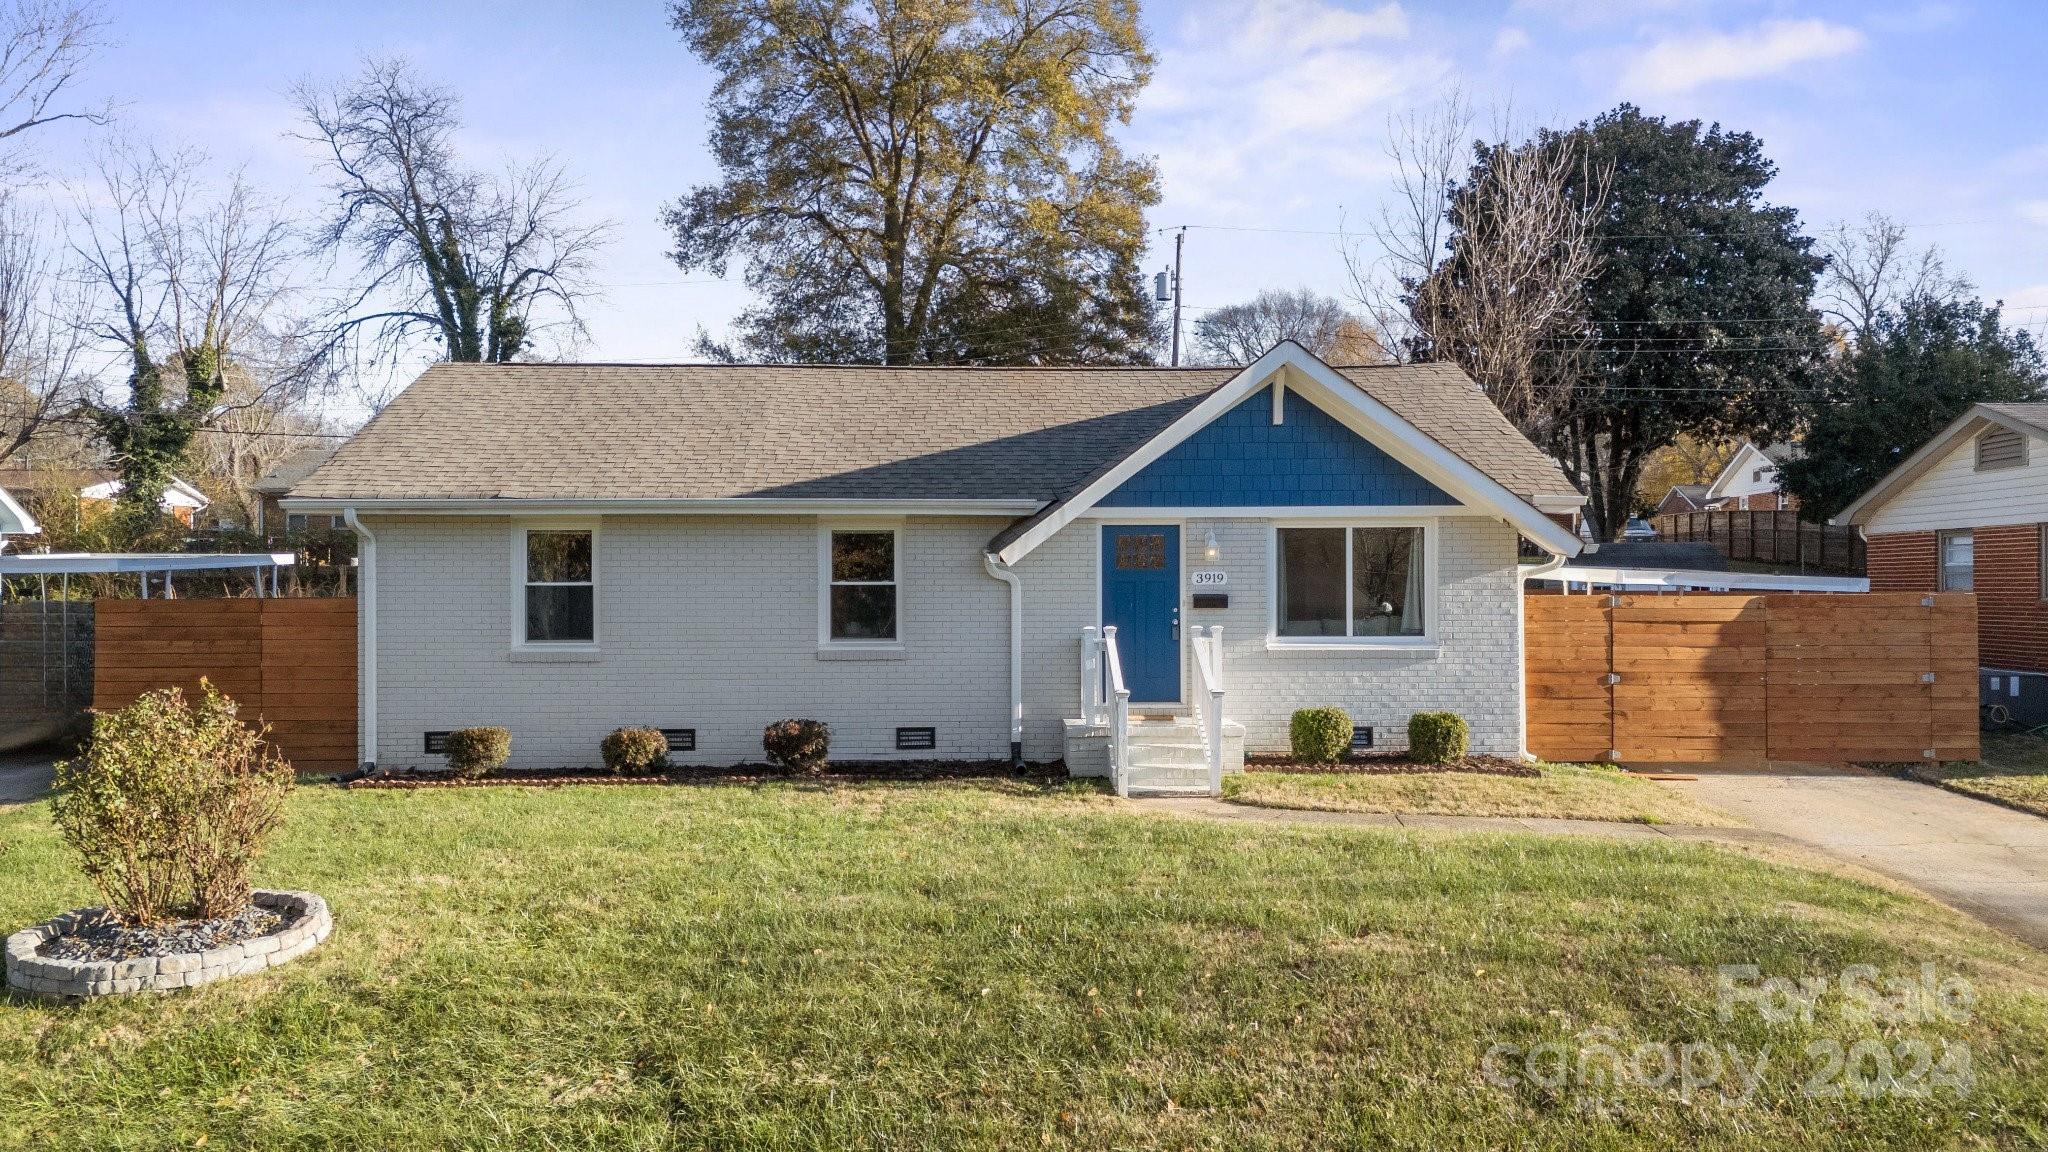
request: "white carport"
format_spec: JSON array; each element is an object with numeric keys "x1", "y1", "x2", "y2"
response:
[
  {"x1": 1539, "y1": 564, "x2": 1868, "y2": 595},
  {"x1": 0, "y1": 551, "x2": 297, "y2": 598}
]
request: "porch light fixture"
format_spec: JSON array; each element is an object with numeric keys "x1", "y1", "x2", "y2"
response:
[{"x1": 1203, "y1": 528, "x2": 1220, "y2": 562}]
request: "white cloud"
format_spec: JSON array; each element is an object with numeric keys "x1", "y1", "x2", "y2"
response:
[
  {"x1": 1138, "y1": 0, "x2": 1444, "y2": 219},
  {"x1": 1620, "y1": 18, "x2": 1865, "y2": 94},
  {"x1": 2018, "y1": 201, "x2": 2048, "y2": 227},
  {"x1": 1491, "y1": 27, "x2": 1531, "y2": 58}
]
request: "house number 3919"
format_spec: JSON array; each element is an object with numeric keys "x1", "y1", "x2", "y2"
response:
[{"x1": 1190, "y1": 570, "x2": 1228, "y2": 588}]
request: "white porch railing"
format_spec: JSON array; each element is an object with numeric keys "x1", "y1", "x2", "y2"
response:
[
  {"x1": 1081, "y1": 625, "x2": 1132, "y2": 796},
  {"x1": 1189, "y1": 626, "x2": 1225, "y2": 795}
]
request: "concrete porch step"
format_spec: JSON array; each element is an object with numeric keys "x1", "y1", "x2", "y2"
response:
[{"x1": 1125, "y1": 765, "x2": 1216, "y2": 790}]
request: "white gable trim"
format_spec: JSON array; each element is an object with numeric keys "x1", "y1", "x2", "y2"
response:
[
  {"x1": 0, "y1": 486, "x2": 37, "y2": 537},
  {"x1": 993, "y1": 342, "x2": 1583, "y2": 564},
  {"x1": 1834, "y1": 405, "x2": 2048, "y2": 526},
  {"x1": 1705, "y1": 442, "x2": 1771, "y2": 500}
]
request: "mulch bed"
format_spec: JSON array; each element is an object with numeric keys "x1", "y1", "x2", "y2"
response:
[
  {"x1": 1244, "y1": 752, "x2": 1540, "y2": 778},
  {"x1": 39, "y1": 905, "x2": 283, "y2": 963},
  {"x1": 339, "y1": 760, "x2": 1071, "y2": 790}
]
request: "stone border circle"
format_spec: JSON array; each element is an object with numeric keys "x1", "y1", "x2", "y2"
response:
[{"x1": 4, "y1": 890, "x2": 330, "y2": 1000}]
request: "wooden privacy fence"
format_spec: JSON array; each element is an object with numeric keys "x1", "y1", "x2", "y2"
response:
[
  {"x1": 94, "y1": 598, "x2": 356, "y2": 773},
  {"x1": 1526, "y1": 592, "x2": 1977, "y2": 763},
  {"x1": 1656, "y1": 510, "x2": 1865, "y2": 574}
]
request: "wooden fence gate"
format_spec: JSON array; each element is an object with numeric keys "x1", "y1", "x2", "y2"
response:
[
  {"x1": 1526, "y1": 592, "x2": 1977, "y2": 763},
  {"x1": 94, "y1": 598, "x2": 357, "y2": 773}
]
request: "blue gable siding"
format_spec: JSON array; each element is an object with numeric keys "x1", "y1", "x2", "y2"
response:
[{"x1": 1096, "y1": 385, "x2": 1456, "y2": 507}]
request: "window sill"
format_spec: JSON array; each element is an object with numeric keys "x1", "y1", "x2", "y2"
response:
[
  {"x1": 509, "y1": 646, "x2": 602, "y2": 663},
  {"x1": 1265, "y1": 639, "x2": 1440, "y2": 656},
  {"x1": 817, "y1": 644, "x2": 909, "y2": 662}
]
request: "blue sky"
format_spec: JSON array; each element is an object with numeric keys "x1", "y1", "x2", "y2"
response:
[{"x1": 29, "y1": 0, "x2": 2048, "y2": 406}]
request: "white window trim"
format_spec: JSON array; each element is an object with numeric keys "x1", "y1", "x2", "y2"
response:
[
  {"x1": 818, "y1": 519, "x2": 905, "y2": 652},
  {"x1": 1265, "y1": 517, "x2": 1439, "y2": 651},
  {"x1": 1937, "y1": 528, "x2": 1974, "y2": 593},
  {"x1": 511, "y1": 519, "x2": 600, "y2": 655}
]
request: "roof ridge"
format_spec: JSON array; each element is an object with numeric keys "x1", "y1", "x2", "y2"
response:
[{"x1": 427, "y1": 361, "x2": 1239, "y2": 371}]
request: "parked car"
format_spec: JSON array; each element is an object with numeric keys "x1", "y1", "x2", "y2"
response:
[{"x1": 1623, "y1": 518, "x2": 1659, "y2": 540}]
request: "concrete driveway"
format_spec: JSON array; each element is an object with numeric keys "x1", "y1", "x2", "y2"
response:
[
  {"x1": 1656, "y1": 763, "x2": 2048, "y2": 950},
  {"x1": 0, "y1": 752, "x2": 55, "y2": 805}
]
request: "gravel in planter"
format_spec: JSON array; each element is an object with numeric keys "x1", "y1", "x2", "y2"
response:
[{"x1": 38, "y1": 906, "x2": 284, "y2": 964}]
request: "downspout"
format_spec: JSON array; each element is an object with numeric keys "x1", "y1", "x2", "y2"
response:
[
  {"x1": 1515, "y1": 548, "x2": 1571, "y2": 762},
  {"x1": 343, "y1": 507, "x2": 377, "y2": 774},
  {"x1": 983, "y1": 553, "x2": 1025, "y2": 771}
]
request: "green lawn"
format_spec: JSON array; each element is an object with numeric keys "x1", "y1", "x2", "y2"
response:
[
  {"x1": 3, "y1": 779, "x2": 2046, "y2": 1149},
  {"x1": 1224, "y1": 762, "x2": 1741, "y2": 826},
  {"x1": 1911, "y1": 730, "x2": 2048, "y2": 818}
]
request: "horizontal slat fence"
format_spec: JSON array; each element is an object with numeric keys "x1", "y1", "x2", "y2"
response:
[
  {"x1": 94, "y1": 598, "x2": 356, "y2": 773},
  {"x1": 1526, "y1": 592, "x2": 1977, "y2": 763}
]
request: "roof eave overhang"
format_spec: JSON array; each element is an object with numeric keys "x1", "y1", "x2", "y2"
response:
[
  {"x1": 991, "y1": 342, "x2": 1583, "y2": 565},
  {"x1": 282, "y1": 496, "x2": 1049, "y2": 517}
]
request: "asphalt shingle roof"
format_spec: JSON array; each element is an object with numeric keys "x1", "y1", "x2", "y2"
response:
[{"x1": 292, "y1": 361, "x2": 1577, "y2": 511}]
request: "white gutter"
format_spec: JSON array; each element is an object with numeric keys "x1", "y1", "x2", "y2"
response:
[
  {"x1": 343, "y1": 507, "x2": 377, "y2": 772},
  {"x1": 1515, "y1": 550, "x2": 1570, "y2": 763},
  {"x1": 983, "y1": 553, "x2": 1025, "y2": 769}
]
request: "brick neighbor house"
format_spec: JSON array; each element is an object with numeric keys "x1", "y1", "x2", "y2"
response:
[
  {"x1": 1655, "y1": 440, "x2": 1801, "y2": 516},
  {"x1": 1835, "y1": 402, "x2": 2048, "y2": 719}
]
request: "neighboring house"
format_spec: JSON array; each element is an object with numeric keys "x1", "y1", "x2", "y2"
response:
[
  {"x1": 1836, "y1": 402, "x2": 2048, "y2": 680},
  {"x1": 285, "y1": 343, "x2": 1586, "y2": 783},
  {"x1": 1655, "y1": 483, "x2": 1710, "y2": 517},
  {"x1": 1656, "y1": 441, "x2": 1801, "y2": 515},
  {"x1": 0, "y1": 485, "x2": 37, "y2": 550},
  {"x1": 250, "y1": 446, "x2": 340, "y2": 537},
  {"x1": 0, "y1": 467, "x2": 211, "y2": 527}
]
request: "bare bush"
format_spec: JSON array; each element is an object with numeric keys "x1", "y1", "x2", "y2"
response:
[{"x1": 51, "y1": 681, "x2": 293, "y2": 925}]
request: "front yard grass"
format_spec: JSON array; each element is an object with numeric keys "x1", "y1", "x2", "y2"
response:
[
  {"x1": 1909, "y1": 730, "x2": 2048, "y2": 819},
  {"x1": 3, "y1": 778, "x2": 2044, "y2": 1149},
  {"x1": 1224, "y1": 761, "x2": 1741, "y2": 826}
]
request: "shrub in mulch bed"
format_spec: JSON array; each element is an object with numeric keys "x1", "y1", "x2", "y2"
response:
[
  {"x1": 1245, "y1": 751, "x2": 1538, "y2": 778},
  {"x1": 338, "y1": 760, "x2": 1070, "y2": 790}
]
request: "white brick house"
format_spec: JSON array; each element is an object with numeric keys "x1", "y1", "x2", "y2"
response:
[{"x1": 286, "y1": 343, "x2": 1585, "y2": 794}]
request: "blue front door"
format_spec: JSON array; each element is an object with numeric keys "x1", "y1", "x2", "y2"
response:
[{"x1": 1101, "y1": 524, "x2": 1180, "y2": 703}]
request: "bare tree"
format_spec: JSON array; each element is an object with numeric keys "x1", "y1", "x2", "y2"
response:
[
  {"x1": 1192, "y1": 288, "x2": 1387, "y2": 366},
  {"x1": 0, "y1": 1, "x2": 110, "y2": 180},
  {"x1": 1818, "y1": 211, "x2": 1970, "y2": 342},
  {"x1": 1350, "y1": 94, "x2": 1610, "y2": 437},
  {"x1": 0, "y1": 195, "x2": 89, "y2": 464},
  {"x1": 1412, "y1": 132, "x2": 1611, "y2": 432},
  {"x1": 1344, "y1": 90, "x2": 1471, "y2": 359},
  {"x1": 71, "y1": 145, "x2": 310, "y2": 517},
  {"x1": 294, "y1": 58, "x2": 611, "y2": 376}
]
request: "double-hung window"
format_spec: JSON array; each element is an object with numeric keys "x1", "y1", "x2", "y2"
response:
[
  {"x1": 1938, "y1": 530, "x2": 1973, "y2": 592},
  {"x1": 520, "y1": 527, "x2": 596, "y2": 645},
  {"x1": 824, "y1": 527, "x2": 899, "y2": 644},
  {"x1": 1274, "y1": 524, "x2": 1428, "y2": 642}
]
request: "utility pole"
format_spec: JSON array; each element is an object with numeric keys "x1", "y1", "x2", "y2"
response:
[{"x1": 1169, "y1": 227, "x2": 1185, "y2": 366}]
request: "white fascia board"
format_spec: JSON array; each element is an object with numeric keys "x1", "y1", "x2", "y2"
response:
[
  {"x1": 1531, "y1": 493, "x2": 1587, "y2": 512},
  {"x1": 995, "y1": 343, "x2": 1582, "y2": 564},
  {"x1": 279, "y1": 496, "x2": 1047, "y2": 517},
  {"x1": 165, "y1": 477, "x2": 211, "y2": 507},
  {"x1": 0, "y1": 486, "x2": 37, "y2": 536},
  {"x1": 1703, "y1": 441, "x2": 1764, "y2": 500},
  {"x1": 1831, "y1": 406, "x2": 2036, "y2": 526}
]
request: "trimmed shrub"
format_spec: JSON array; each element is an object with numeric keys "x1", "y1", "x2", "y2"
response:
[
  {"x1": 51, "y1": 680, "x2": 293, "y2": 925},
  {"x1": 1289, "y1": 707, "x2": 1352, "y2": 764},
  {"x1": 444, "y1": 727, "x2": 512, "y2": 778},
  {"x1": 763, "y1": 719, "x2": 830, "y2": 774},
  {"x1": 601, "y1": 727, "x2": 670, "y2": 776},
  {"x1": 1408, "y1": 711, "x2": 1470, "y2": 765}
]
